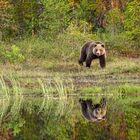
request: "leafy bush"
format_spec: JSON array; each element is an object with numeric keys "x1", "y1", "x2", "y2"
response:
[
  {"x1": 124, "y1": 0, "x2": 140, "y2": 48},
  {"x1": 3, "y1": 45, "x2": 25, "y2": 63},
  {"x1": 12, "y1": 32, "x2": 96, "y2": 62}
]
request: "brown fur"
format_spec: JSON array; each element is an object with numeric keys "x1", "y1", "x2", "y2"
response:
[
  {"x1": 79, "y1": 41, "x2": 106, "y2": 68},
  {"x1": 79, "y1": 98, "x2": 107, "y2": 122}
]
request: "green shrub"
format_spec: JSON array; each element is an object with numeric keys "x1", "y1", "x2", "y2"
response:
[
  {"x1": 3, "y1": 45, "x2": 25, "y2": 63},
  {"x1": 13, "y1": 32, "x2": 96, "y2": 62},
  {"x1": 124, "y1": 0, "x2": 140, "y2": 48}
]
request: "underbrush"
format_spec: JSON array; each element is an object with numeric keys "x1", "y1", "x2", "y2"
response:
[{"x1": 0, "y1": 32, "x2": 139, "y2": 65}]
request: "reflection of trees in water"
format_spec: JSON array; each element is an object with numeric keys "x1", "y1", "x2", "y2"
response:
[{"x1": 0, "y1": 97, "x2": 140, "y2": 139}]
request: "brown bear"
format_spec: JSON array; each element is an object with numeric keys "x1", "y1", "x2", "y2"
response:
[
  {"x1": 79, "y1": 98, "x2": 107, "y2": 122},
  {"x1": 78, "y1": 41, "x2": 106, "y2": 68}
]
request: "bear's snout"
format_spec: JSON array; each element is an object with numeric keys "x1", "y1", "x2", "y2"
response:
[{"x1": 96, "y1": 51, "x2": 100, "y2": 56}]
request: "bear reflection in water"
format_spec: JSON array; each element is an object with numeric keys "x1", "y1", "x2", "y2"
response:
[{"x1": 79, "y1": 98, "x2": 107, "y2": 122}]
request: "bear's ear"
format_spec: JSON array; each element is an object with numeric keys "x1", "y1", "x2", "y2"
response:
[{"x1": 101, "y1": 44, "x2": 105, "y2": 47}]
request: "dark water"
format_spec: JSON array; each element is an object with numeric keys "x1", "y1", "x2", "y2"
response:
[{"x1": 0, "y1": 95, "x2": 140, "y2": 140}]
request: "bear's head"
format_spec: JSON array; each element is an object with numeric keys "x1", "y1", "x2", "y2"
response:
[
  {"x1": 92, "y1": 42, "x2": 106, "y2": 57},
  {"x1": 92, "y1": 98, "x2": 107, "y2": 121}
]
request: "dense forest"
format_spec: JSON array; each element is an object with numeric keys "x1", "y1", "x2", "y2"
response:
[
  {"x1": 0, "y1": 1, "x2": 140, "y2": 139},
  {"x1": 0, "y1": 0, "x2": 140, "y2": 63},
  {"x1": 0, "y1": 0, "x2": 139, "y2": 42}
]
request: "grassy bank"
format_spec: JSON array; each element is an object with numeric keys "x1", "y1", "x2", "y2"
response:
[
  {"x1": 0, "y1": 33, "x2": 139, "y2": 64},
  {"x1": 0, "y1": 34, "x2": 139, "y2": 97}
]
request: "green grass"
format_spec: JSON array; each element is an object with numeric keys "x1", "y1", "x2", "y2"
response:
[
  {"x1": 0, "y1": 76, "x2": 24, "y2": 125},
  {"x1": 0, "y1": 56, "x2": 139, "y2": 78},
  {"x1": 0, "y1": 57, "x2": 139, "y2": 97},
  {"x1": 117, "y1": 84, "x2": 140, "y2": 94},
  {"x1": 80, "y1": 84, "x2": 140, "y2": 96},
  {"x1": 80, "y1": 86, "x2": 102, "y2": 95},
  {"x1": 0, "y1": 74, "x2": 76, "y2": 124}
]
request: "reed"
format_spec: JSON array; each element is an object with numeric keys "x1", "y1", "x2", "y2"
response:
[{"x1": 0, "y1": 75, "x2": 23, "y2": 125}]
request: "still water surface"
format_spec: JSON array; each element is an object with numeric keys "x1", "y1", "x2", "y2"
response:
[{"x1": 0, "y1": 95, "x2": 140, "y2": 140}]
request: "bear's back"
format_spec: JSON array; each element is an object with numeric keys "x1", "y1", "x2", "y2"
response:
[
  {"x1": 82, "y1": 41, "x2": 95, "y2": 53},
  {"x1": 82, "y1": 41, "x2": 94, "y2": 48}
]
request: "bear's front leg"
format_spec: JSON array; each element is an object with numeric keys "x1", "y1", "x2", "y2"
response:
[{"x1": 99, "y1": 55, "x2": 106, "y2": 68}]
